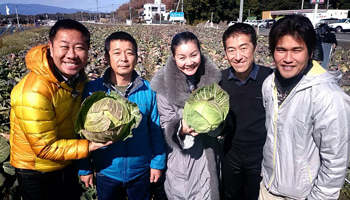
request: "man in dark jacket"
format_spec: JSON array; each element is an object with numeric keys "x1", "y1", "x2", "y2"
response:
[
  {"x1": 219, "y1": 23, "x2": 273, "y2": 200},
  {"x1": 318, "y1": 24, "x2": 337, "y2": 47},
  {"x1": 317, "y1": 24, "x2": 337, "y2": 69}
]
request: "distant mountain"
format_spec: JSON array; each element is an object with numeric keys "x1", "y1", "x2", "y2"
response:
[{"x1": 0, "y1": 4, "x2": 90, "y2": 15}]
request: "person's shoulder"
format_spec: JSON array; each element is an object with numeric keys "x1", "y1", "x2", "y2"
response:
[
  {"x1": 11, "y1": 71, "x2": 56, "y2": 106},
  {"x1": 312, "y1": 83, "x2": 350, "y2": 111},
  {"x1": 26, "y1": 71, "x2": 57, "y2": 94},
  {"x1": 86, "y1": 77, "x2": 103, "y2": 86},
  {"x1": 140, "y1": 77, "x2": 150, "y2": 85},
  {"x1": 257, "y1": 65, "x2": 274, "y2": 78},
  {"x1": 309, "y1": 72, "x2": 345, "y2": 97},
  {"x1": 219, "y1": 67, "x2": 232, "y2": 86},
  {"x1": 221, "y1": 67, "x2": 231, "y2": 76},
  {"x1": 150, "y1": 68, "x2": 166, "y2": 93},
  {"x1": 84, "y1": 78, "x2": 104, "y2": 92},
  {"x1": 257, "y1": 64, "x2": 273, "y2": 73},
  {"x1": 133, "y1": 77, "x2": 154, "y2": 94},
  {"x1": 262, "y1": 72, "x2": 274, "y2": 87}
]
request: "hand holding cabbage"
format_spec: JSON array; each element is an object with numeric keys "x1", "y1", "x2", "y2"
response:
[
  {"x1": 75, "y1": 91, "x2": 142, "y2": 143},
  {"x1": 183, "y1": 83, "x2": 229, "y2": 135}
]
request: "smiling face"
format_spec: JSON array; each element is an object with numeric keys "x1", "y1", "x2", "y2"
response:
[
  {"x1": 49, "y1": 29, "x2": 89, "y2": 79},
  {"x1": 224, "y1": 34, "x2": 256, "y2": 81},
  {"x1": 273, "y1": 35, "x2": 310, "y2": 79},
  {"x1": 173, "y1": 41, "x2": 201, "y2": 76},
  {"x1": 107, "y1": 39, "x2": 137, "y2": 79}
]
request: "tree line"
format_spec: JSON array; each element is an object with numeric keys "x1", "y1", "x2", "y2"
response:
[{"x1": 116, "y1": 0, "x2": 350, "y2": 24}]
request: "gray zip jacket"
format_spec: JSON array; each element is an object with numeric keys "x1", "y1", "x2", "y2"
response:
[{"x1": 261, "y1": 61, "x2": 350, "y2": 200}]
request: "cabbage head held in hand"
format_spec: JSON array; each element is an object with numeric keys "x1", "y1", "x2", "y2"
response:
[
  {"x1": 75, "y1": 91, "x2": 142, "y2": 143},
  {"x1": 183, "y1": 83, "x2": 229, "y2": 134}
]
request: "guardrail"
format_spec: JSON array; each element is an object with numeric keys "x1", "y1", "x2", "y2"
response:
[{"x1": 0, "y1": 25, "x2": 37, "y2": 37}]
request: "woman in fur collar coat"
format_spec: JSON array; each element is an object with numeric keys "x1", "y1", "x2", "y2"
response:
[{"x1": 150, "y1": 31, "x2": 222, "y2": 200}]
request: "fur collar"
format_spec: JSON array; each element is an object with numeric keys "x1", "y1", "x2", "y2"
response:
[{"x1": 151, "y1": 54, "x2": 221, "y2": 108}]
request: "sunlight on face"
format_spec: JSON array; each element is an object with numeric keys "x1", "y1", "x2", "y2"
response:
[
  {"x1": 273, "y1": 35, "x2": 310, "y2": 79},
  {"x1": 107, "y1": 40, "x2": 137, "y2": 78},
  {"x1": 224, "y1": 34, "x2": 256, "y2": 81},
  {"x1": 173, "y1": 41, "x2": 201, "y2": 76},
  {"x1": 49, "y1": 29, "x2": 89, "y2": 78}
]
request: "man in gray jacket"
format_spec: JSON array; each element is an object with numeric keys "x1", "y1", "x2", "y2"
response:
[{"x1": 260, "y1": 15, "x2": 350, "y2": 200}]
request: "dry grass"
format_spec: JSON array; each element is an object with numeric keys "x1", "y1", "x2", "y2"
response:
[{"x1": 0, "y1": 27, "x2": 49, "y2": 56}]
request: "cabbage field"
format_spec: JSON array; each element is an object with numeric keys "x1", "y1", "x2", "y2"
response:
[{"x1": 0, "y1": 23, "x2": 350, "y2": 199}]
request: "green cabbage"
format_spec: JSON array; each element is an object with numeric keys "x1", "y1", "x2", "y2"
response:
[
  {"x1": 183, "y1": 83, "x2": 229, "y2": 134},
  {"x1": 75, "y1": 91, "x2": 142, "y2": 143}
]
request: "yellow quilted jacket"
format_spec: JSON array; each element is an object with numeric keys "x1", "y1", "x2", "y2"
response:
[{"x1": 10, "y1": 44, "x2": 90, "y2": 172}]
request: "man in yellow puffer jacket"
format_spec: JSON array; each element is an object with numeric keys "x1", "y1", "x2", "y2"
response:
[{"x1": 9, "y1": 19, "x2": 111, "y2": 200}]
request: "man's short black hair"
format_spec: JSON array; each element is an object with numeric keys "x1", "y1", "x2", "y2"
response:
[
  {"x1": 222, "y1": 23, "x2": 257, "y2": 50},
  {"x1": 104, "y1": 31, "x2": 138, "y2": 62},
  {"x1": 269, "y1": 15, "x2": 316, "y2": 58},
  {"x1": 49, "y1": 19, "x2": 90, "y2": 47}
]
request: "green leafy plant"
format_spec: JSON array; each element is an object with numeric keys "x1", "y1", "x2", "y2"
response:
[
  {"x1": 75, "y1": 91, "x2": 142, "y2": 143},
  {"x1": 0, "y1": 135, "x2": 11, "y2": 187},
  {"x1": 183, "y1": 83, "x2": 229, "y2": 133},
  {"x1": 0, "y1": 135, "x2": 19, "y2": 200}
]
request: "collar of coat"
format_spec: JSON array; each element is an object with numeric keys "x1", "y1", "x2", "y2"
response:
[
  {"x1": 25, "y1": 44, "x2": 57, "y2": 83},
  {"x1": 102, "y1": 67, "x2": 143, "y2": 97},
  {"x1": 272, "y1": 60, "x2": 341, "y2": 92},
  {"x1": 151, "y1": 54, "x2": 221, "y2": 108}
]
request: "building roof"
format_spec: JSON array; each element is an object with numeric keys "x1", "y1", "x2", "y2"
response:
[{"x1": 270, "y1": 9, "x2": 348, "y2": 15}]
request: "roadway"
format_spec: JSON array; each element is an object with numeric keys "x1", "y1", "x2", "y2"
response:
[{"x1": 257, "y1": 27, "x2": 350, "y2": 49}]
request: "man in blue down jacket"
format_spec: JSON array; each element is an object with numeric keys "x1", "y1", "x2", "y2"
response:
[
  {"x1": 77, "y1": 31, "x2": 166, "y2": 200},
  {"x1": 259, "y1": 15, "x2": 350, "y2": 200}
]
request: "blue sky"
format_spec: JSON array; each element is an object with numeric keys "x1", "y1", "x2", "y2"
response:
[{"x1": 1, "y1": 0, "x2": 129, "y2": 12}]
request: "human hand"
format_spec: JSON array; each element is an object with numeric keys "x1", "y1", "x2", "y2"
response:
[
  {"x1": 89, "y1": 141, "x2": 113, "y2": 152},
  {"x1": 181, "y1": 119, "x2": 199, "y2": 136},
  {"x1": 80, "y1": 174, "x2": 94, "y2": 188},
  {"x1": 150, "y1": 168, "x2": 161, "y2": 183}
]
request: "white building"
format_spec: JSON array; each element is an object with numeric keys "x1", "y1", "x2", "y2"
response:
[{"x1": 143, "y1": 0, "x2": 169, "y2": 21}]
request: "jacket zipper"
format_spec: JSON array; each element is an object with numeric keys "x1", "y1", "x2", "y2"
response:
[
  {"x1": 267, "y1": 76, "x2": 301, "y2": 189},
  {"x1": 107, "y1": 80, "x2": 144, "y2": 182},
  {"x1": 307, "y1": 164, "x2": 312, "y2": 184},
  {"x1": 268, "y1": 84, "x2": 279, "y2": 188}
]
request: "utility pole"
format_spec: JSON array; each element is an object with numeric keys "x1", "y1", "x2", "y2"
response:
[
  {"x1": 129, "y1": 3, "x2": 131, "y2": 21},
  {"x1": 327, "y1": 0, "x2": 329, "y2": 10},
  {"x1": 239, "y1": 0, "x2": 243, "y2": 22},
  {"x1": 159, "y1": 0, "x2": 161, "y2": 25},
  {"x1": 88, "y1": 8, "x2": 94, "y2": 21},
  {"x1": 301, "y1": 0, "x2": 304, "y2": 9},
  {"x1": 15, "y1": 5, "x2": 20, "y2": 31},
  {"x1": 112, "y1": 4, "x2": 115, "y2": 23},
  {"x1": 175, "y1": 0, "x2": 183, "y2": 25},
  {"x1": 176, "y1": 0, "x2": 180, "y2": 12},
  {"x1": 181, "y1": 0, "x2": 183, "y2": 13},
  {"x1": 96, "y1": 0, "x2": 101, "y2": 23},
  {"x1": 313, "y1": 3, "x2": 318, "y2": 27}
]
